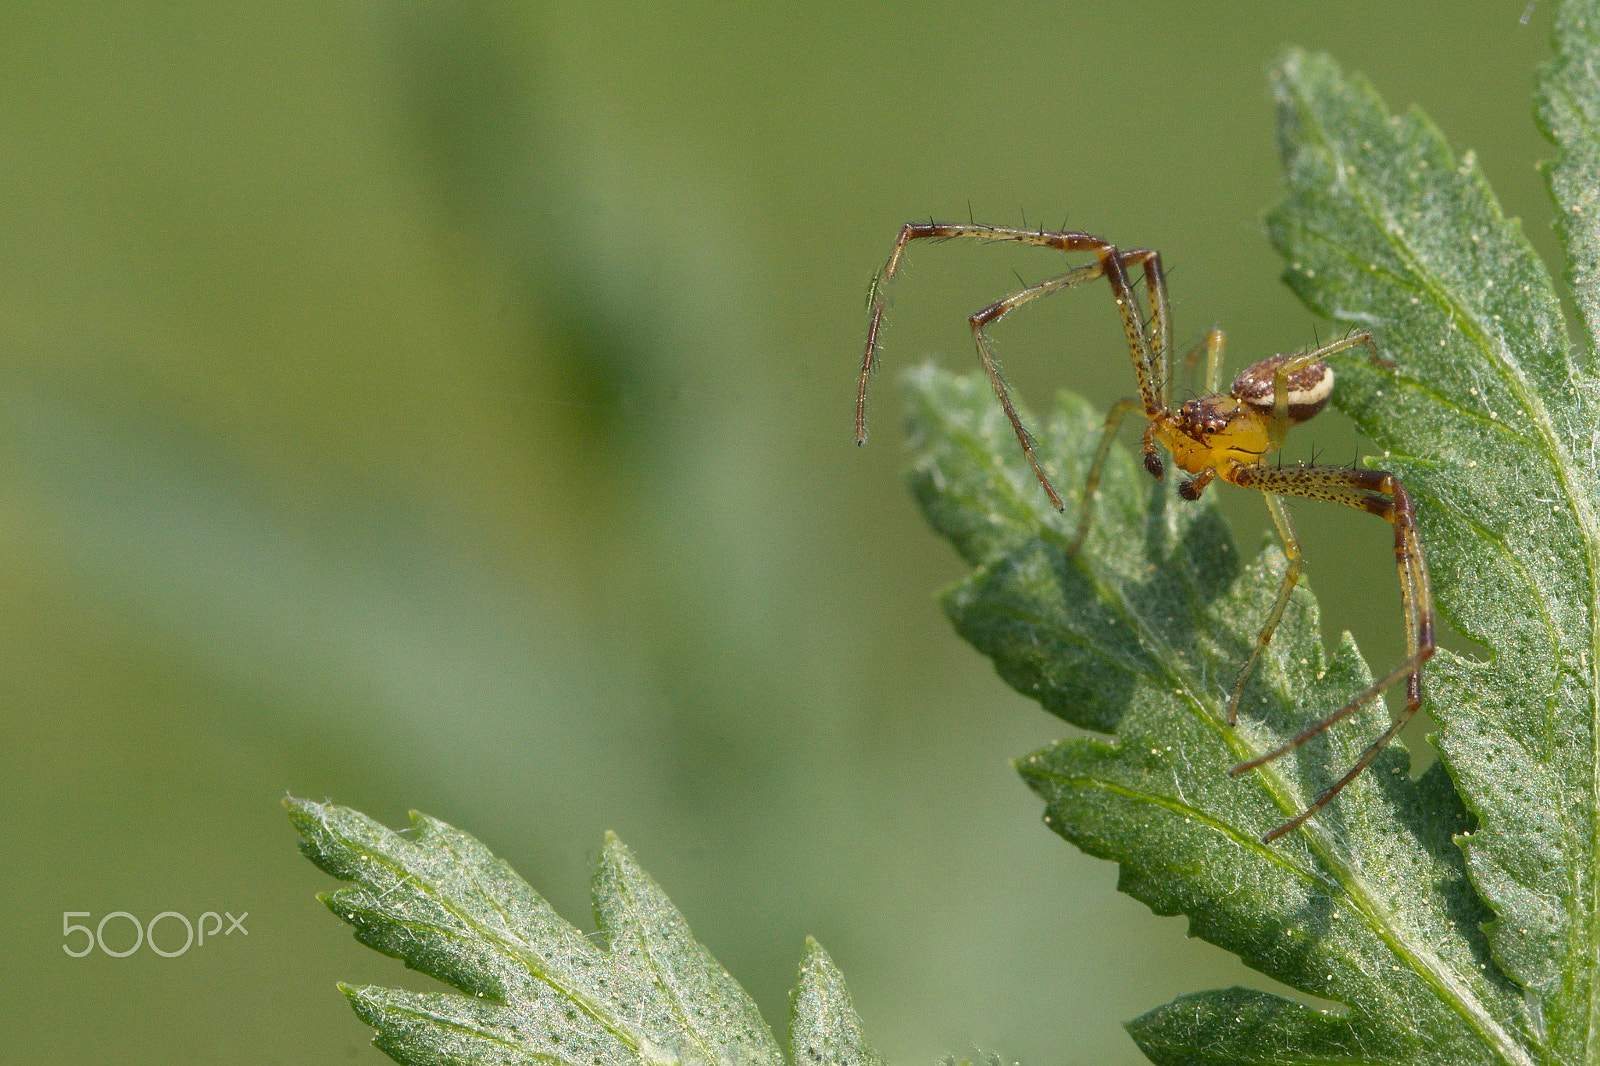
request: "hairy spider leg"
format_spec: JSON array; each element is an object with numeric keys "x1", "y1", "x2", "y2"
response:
[
  {"x1": 1176, "y1": 326, "x2": 1227, "y2": 400},
  {"x1": 1257, "y1": 332, "x2": 1387, "y2": 452},
  {"x1": 856, "y1": 221, "x2": 1432, "y2": 841},
  {"x1": 1224, "y1": 463, "x2": 1435, "y2": 842},
  {"x1": 1070, "y1": 327, "x2": 1229, "y2": 556},
  {"x1": 1069, "y1": 397, "x2": 1144, "y2": 556},
  {"x1": 967, "y1": 262, "x2": 1120, "y2": 509},
  {"x1": 855, "y1": 224, "x2": 1168, "y2": 510},
  {"x1": 1225, "y1": 492, "x2": 1306, "y2": 727},
  {"x1": 1221, "y1": 330, "x2": 1392, "y2": 726}
]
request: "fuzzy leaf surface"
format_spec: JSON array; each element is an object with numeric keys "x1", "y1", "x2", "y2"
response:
[
  {"x1": 287, "y1": 799, "x2": 877, "y2": 1066},
  {"x1": 907, "y1": 367, "x2": 1517, "y2": 1066},
  {"x1": 903, "y1": 29, "x2": 1600, "y2": 1062},
  {"x1": 1268, "y1": 35, "x2": 1600, "y2": 1065}
]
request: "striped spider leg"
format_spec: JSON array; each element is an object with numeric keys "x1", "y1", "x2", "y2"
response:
[{"x1": 856, "y1": 221, "x2": 1435, "y2": 842}]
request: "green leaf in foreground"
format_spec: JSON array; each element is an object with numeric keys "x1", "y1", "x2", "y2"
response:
[
  {"x1": 1272, "y1": 34, "x2": 1599, "y2": 1066},
  {"x1": 903, "y1": 22, "x2": 1600, "y2": 1066},
  {"x1": 286, "y1": 798, "x2": 877, "y2": 1066},
  {"x1": 907, "y1": 369, "x2": 1515, "y2": 1066}
]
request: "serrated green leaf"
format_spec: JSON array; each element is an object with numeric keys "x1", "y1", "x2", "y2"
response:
[
  {"x1": 908, "y1": 367, "x2": 1521, "y2": 1066},
  {"x1": 288, "y1": 799, "x2": 876, "y2": 1066},
  {"x1": 902, "y1": 15, "x2": 1600, "y2": 1063},
  {"x1": 1541, "y1": 1, "x2": 1600, "y2": 353},
  {"x1": 1273, "y1": 31, "x2": 1600, "y2": 1065},
  {"x1": 789, "y1": 939, "x2": 880, "y2": 1066}
]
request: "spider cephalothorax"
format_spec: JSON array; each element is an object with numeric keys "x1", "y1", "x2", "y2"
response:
[
  {"x1": 1159, "y1": 355, "x2": 1334, "y2": 499},
  {"x1": 856, "y1": 221, "x2": 1433, "y2": 843}
]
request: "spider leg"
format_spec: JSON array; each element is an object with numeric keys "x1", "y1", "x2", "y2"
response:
[
  {"x1": 967, "y1": 263, "x2": 1113, "y2": 510},
  {"x1": 1261, "y1": 330, "x2": 1384, "y2": 449},
  {"x1": 1225, "y1": 493, "x2": 1303, "y2": 726},
  {"x1": 964, "y1": 251, "x2": 1164, "y2": 509},
  {"x1": 855, "y1": 224, "x2": 1168, "y2": 454},
  {"x1": 1069, "y1": 396, "x2": 1142, "y2": 555},
  {"x1": 1176, "y1": 327, "x2": 1226, "y2": 400},
  {"x1": 1221, "y1": 462, "x2": 1434, "y2": 842}
]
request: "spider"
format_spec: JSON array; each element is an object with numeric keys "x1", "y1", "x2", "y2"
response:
[{"x1": 855, "y1": 221, "x2": 1435, "y2": 843}]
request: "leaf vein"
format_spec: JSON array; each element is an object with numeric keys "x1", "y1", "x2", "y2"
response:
[{"x1": 1272, "y1": 80, "x2": 1551, "y2": 1066}]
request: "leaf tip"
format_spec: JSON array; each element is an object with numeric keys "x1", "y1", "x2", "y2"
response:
[
  {"x1": 596, "y1": 830, "x2": 646, "y2": 892},
  {"x1": 601, "y1": 830, "x2": 634, "y2": 867},
  {"x1": 281, "y1": 794, "x2": 321, "y2": 829}
]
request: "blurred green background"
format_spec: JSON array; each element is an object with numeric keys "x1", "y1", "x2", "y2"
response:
[{"x1": 0, "y1": 3, "x2": 1557, "y2": 1063}]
